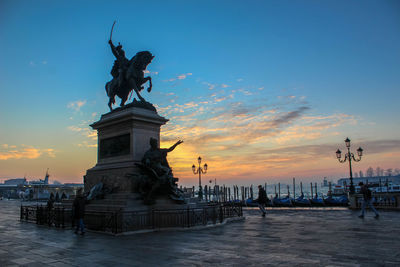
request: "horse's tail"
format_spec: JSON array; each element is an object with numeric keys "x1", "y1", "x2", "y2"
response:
[{"x1": 105, "y1": 81, "x2": 111, "y2": 97}]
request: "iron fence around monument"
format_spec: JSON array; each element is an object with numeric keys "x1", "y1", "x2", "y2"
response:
[
  {"x1": 20, "y1": 203, "x2": 243, "y2": 234},
  {"x1": 20, "y1": 205, "x2": 71, "y2": 228}
]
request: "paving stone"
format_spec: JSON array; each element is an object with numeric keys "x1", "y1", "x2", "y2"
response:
[
  {"x1": 1, "y1": 201, "x2": 400, "y2": 266},
  {"x1": 9, "y1": 257, "x2": 36, "y2": 265}
]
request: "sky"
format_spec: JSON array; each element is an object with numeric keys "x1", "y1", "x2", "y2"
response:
[{"x1": 0, "y1": 0, "x2": 399, "y2": 186}]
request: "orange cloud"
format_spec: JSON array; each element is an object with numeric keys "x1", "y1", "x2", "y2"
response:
[{"x1": 0, "y1": 145, "x2": 56, "y2": 160}]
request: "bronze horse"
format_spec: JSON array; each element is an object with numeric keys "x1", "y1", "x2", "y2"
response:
[{"x1": 105, "y1": 51, "x2": 154, "y2": 111}]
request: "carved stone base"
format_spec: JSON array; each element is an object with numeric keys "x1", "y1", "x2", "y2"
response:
[{"x1": 84, "y1": 165, "x2": 138, "y2": 193}]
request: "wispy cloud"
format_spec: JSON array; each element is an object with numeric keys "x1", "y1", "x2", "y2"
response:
[
  {"x1": 67, "y1": 126, "x2": 84, "y2": 132},
  {"x1": 67, "y1": 100, "x2": 86, "y2": 112},
  {"x1": 0, "y1": 145, "x2": 55, "y2": 160},
  {"x1": 67, "y1": 125, "x2": 97, "y2": 141},
  {"x1": 201, "y1": 82, "x2": 232, "y2": 90},
  {"x1": 143, "y1": 70, "x2": 159, "y2": 75},
  {"x1": 155, "y1": 90, "x2": 368, "y2": 181},
  {"x1": 28, "y1": 60, "x2": 48, "y2": 67},
  {"x1": 77, "y1": 141, "x2": 97, "y2": 148},
  {"x1": 164, "y1": 73, "x2": 192, "y2": 82},
  {"x1": 178, "y1": 73, "x2": 192, "y2": 80}
]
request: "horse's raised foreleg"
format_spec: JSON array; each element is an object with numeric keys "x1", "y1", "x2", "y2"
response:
[{"x1": 144, "y1": 76, "x2": 152, "y2": 92}]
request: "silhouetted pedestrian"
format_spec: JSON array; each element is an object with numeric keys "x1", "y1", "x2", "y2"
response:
[
  {"x1": 73, "y1": 188, "x2": 86, "y2": 235},
  {"x1": 256, "y1": 185, "x2": 267, "y2": 217},
  {"x1": 47, "y1": 193, "x2": 55, "y2": 226},
  {"x1": 358, "y1": 182, "x2": 379, "y2": 218},
  {"x1": 47, "y1": 193, "x2": 55, "y2": 210}
]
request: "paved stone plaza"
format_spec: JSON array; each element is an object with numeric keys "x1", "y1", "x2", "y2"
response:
[{"x1": 1, "y1": 200, "x2": 399, "y2": 266}]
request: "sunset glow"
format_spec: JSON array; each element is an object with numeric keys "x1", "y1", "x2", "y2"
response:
[{"x1": 1, "y1": 0, "x2": 399, "y2": 185}]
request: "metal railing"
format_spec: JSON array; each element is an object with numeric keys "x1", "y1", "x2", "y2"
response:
[
  {"x1": 20, "y1": 205, "x2": 71, "y2": 228},
  {"x1": 20, "y1": 203, "x2": 243, "y2": 234},
  {"x1": 353, "y1": 193, "x2": 399, "y2": 209}
]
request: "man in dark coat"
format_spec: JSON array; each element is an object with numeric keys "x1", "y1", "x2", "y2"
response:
[
  {"x1": 73, "y1": 188, "x2": 86, "y2": 235},
  {"x1": 46, "y1": 193, "x2": 55, "y2": 226},
  {"x1": 359, "y1": 182, "x2": 379, "y2": 218},
  {"x1": 256, "y1": 185, "x2": 267, "y2": 217}
]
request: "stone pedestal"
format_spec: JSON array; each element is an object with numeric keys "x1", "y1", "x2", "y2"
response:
[{"x1": 84, "y1": 105, "x2": 168, "y2": 193}]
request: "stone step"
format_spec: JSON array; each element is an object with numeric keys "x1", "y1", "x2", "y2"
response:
[
  {"x1": 104, "y1": 193, "x2": 140, "y2": 200},
  {"x1": 86, "y1": 204, "x2": 125, "y2": 212},
  {"x1": 89, "y1": 199, "x2": 128, "y2": 206}
]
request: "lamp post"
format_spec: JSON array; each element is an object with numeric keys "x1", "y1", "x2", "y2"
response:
[
  {"x1": 192, "y1": 156, "x2": 208, "y2": 200},
  {"x1": 336, "y1": 137, "x2": 363, "y2": 194}
]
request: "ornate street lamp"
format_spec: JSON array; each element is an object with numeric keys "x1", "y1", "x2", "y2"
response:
[
  {"x1": 192, "y1": 156, "x2": 208, "y2": 200},
  {"x1": 336, "y1": 137, "x2": 363, "y2": 194}
]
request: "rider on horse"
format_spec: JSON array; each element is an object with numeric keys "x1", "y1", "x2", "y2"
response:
[
  {"x1": 109, "y1": 40, "x2": 129, "y2": 89},
  {"x1": 105, "y1": 22, "x2": 155, "y2": 111}
]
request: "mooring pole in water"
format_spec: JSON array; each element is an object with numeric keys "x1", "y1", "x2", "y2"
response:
[
  {"x1": 293, "y1": 177, "x2": 296, "y2": 198},
  {"x1": 300, "y1": 181, "x2": 303, "y2": 195},
  {"x1": 274, "y1": 184, "x2": 277, "y2": 196},
  {"x1": 315, "y1": 183, "x2": 318, "y2": 198},
  {"x1": 310, "y1": 183, "x2": 313, "y2": 199},
  {"x1": 236, "y1": 185, "x2": 238, "y2": 201},
  {"x1": 287, "y1": 185, "x2": 290, "y2": 197},
  {"x1": 278, "y1": 183, "x2": 281, "y2": 198}
]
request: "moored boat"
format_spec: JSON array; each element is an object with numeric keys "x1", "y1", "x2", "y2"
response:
[{"x1": 294, "y1": 195, "x2": 311, "y2": 207}]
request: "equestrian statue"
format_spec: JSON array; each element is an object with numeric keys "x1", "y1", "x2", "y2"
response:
[{"x1": 105, "y1": 22, "x2": 154, "y2": 111}]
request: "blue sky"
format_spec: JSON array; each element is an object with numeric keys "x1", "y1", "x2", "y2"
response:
[{"x1": 1, "y1": 0, "x2": 399, "y2": 184}]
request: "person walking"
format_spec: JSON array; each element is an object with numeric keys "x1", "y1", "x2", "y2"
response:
[
  {"x1": 358, "y1": 182, "x2": 379, "y2": 218},
  {"x1": 73, "y1": 188, "x2": 86, "y2": 235},
  {"x1": 256, "y1": 185, "x2": 267, "y2": 217},
  {"x1": 46, "y1": 193, "x2": 55, "y2": 226}
]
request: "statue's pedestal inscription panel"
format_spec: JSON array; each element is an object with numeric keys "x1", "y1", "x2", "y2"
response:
[{"x1": 99, "y1": 134, "x2": 130, "y2": 159}]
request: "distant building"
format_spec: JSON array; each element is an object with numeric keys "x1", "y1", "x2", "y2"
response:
[
  {"x1": 4, "y1": 178, "x2": 27, "y2": 185},
  {"x1": 337, "y1": 175, "x2": 400, "y2": 186},
  {"x1": 29, "y1": 169, "x2": 49, "y2": 185},
  {"x1": 63, "y1": 183, "x2": 84, "y2": 187}
]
